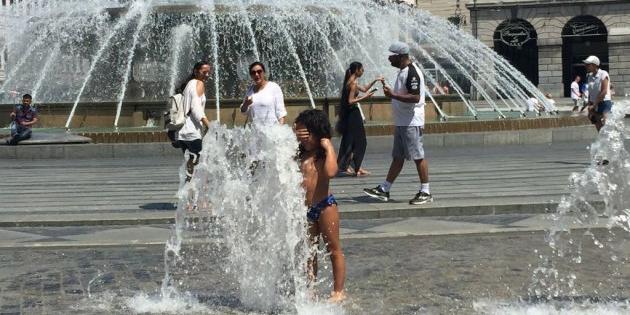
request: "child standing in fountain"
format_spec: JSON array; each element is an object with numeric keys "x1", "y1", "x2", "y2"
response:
[{"x1": 294, "y1": 109, "x2": 346, "y2": 303}]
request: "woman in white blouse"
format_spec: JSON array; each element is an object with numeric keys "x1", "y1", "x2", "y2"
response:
[
  {"x1": 176, "y1": 61, "x2": 211, "y2": 182},
  {"x1": 240, "y1": 62, "x2": 287, "y2": 126}
]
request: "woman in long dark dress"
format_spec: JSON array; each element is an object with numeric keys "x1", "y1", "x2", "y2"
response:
[{"x1": 336, "y1": 62, "x2": 380, "y2": 176}]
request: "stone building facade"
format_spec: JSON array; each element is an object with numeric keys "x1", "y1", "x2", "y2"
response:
[
  {"x1": 415, "y1": 1, "x2": 473, "y2": 33},
  {"x1": 467, "y1": 0, "x2": 630, "y2": 98}
]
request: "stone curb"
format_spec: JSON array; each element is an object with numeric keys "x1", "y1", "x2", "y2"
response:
[
  {"x1": 0, "y1": 125, "x2": 597, "y2": 159},
  {"x1": 0, "y1": 226, "x2": 614, "y2": 250},
  {"x1": 0, "y1": 201, "x2": 605, "y2": 227}
]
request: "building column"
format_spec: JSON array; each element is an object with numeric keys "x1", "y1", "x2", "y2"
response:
[
  {"x1": 608, "y1": 35, "x2": 630, "y2": 98},
  {"x1": 537, "y1": 39, "x2": 563, "y2": 96}
]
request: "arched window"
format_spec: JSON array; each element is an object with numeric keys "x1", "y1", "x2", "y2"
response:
[
  {"x1": 562, "y1": 15, "x2": 608, "y2": 97},
  {"x1": 493, "y1": 19, "x2": 539, "y2": 86}
]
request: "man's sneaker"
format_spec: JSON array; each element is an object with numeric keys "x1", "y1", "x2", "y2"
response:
[
  {"x1": 409, "y1": 191, "x2": 433, "y2": 205},
  {"x1": 363, "y1": 186, "x2": 390, "y2": 202}
]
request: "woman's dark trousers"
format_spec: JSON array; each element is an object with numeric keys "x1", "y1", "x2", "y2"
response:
[{"x1": 337, "y1": 109, "x2": 367, "y2": 172}]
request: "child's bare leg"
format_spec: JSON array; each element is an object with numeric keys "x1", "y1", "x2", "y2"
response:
[
  {"x1": 319, "y1": 205, "x2": 346, "y2": 301},
  {"x1": 307, "y1": 222, "x2": 320, "y2": 286}
]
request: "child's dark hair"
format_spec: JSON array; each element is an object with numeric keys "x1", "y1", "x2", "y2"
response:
[{"x1": 295, "y1": 109, "x2": 332, "y2": 160}]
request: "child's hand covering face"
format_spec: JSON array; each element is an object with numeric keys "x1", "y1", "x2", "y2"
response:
[
  {"x1": 295, "y1": 128, "x2": 310, "y2": 143},
  {"x1": 293, "y1": 124, "x2": 311, "y2": 142},
  {"x1": 294, "y1": 123, "x2": 316, "y2": 151}
]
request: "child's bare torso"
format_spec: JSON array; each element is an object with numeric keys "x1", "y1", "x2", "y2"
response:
[{"x1": 301, "y1": 153, "x2": 331, "y2": 206}]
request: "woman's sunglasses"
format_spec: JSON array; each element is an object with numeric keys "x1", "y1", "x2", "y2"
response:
[{"x1": 250, "y1": 69, "x2": 264, "y2": 75}]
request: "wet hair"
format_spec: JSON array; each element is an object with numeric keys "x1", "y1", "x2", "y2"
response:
[
  {"x1": 176, "y1": 60, "x2": 210, "y2": 94},
  {"x1": 249, "y1": 61, "x2": 266, "y2": 73},
  {"x1": 22, "y1": 94, "x2": 32, "y2": 100},
  {"x1": 295, "y1": 109, "x2": 332, "y2": 160},
  {"x1": 337, "y1": 62, "x2": 363, "y2": 133}
]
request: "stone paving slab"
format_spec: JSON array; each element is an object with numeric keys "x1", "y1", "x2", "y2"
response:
[
  {"x1": 0, "y1": 139, "x2": 614, "y2": 226},
  {"x1": 0, "y1": 230, "x2": 627, "y2": 314},
  {"x1": 0, "y1": 214, "x2": 612, "y2": 249}
]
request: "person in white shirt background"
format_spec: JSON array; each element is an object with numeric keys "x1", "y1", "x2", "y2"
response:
[
  {"x1": 525, "y1": 92, "x2": 540, "y2": 113},
  {"x1": 543, "y1": 93, "x2": 558, "y2": 114},
  {"x1": 583, "y1": 55, "x2": 613, "y2": 132},
  {"x1": 240, "y1": 62, "x2": 287, "y2": 126}
]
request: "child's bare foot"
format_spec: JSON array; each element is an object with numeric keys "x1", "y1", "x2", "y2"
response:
[{"x1": 328, "y1": 291, "x2": 347, "y2": 303}]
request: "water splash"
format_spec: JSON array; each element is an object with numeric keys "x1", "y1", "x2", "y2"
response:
[
  {"x1": 151, "y1": 122, "x2": 320, "y2": 313},
  {"x1": 474, "y1": 298, "x2": 630, "y2": 315},
  {"x1": 528, "y1": 100, "x2": 630, "y2": 301}
]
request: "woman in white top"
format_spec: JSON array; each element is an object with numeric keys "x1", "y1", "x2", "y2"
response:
[
  {"x1": 583, "y1": 55, "x2": 612, "y2": 132},
  {"x1": 240, "y1": 62, "x2": 287, "y2": 126},
  {"x1": 176, "y1": 61, "x2": 211, "y2": 182}
]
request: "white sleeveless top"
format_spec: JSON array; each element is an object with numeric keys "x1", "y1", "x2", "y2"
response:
[{"x1": 177, "y1": 79, "x2": 207, "y2": 141}]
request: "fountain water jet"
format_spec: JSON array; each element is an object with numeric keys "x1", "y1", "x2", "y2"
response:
[
  {"x1": 2, "y1": 0, "x2": 559, "y2": 126},
  {"x1": 64, "y1": 4, "x2": 142, "y2": 129},
  {"x1": 238, "y1": 0, "x2": 260, "y2": 62},
  {"x1": 275, "y1": 16, "x2": 315, "y2": 109},
  {"x1": 114, "y1": 2, "x2": 153, "y2": 128},
  {"x1": 31, "y1": 43, "x2": 60, "y2": 101},
  {"x1": 414, "y1": 43, "x2": 478, "y2": 118},
  {"x1": 167, "y1": 24, "x2": 194, "y2": 96},
  {"x1": 0, "y1": 30, "x2": 48, "y2": 93}
]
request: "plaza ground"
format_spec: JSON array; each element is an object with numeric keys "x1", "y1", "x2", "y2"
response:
[{"x1": 1, "y1": 127, "x2": 629, "y2": 314}]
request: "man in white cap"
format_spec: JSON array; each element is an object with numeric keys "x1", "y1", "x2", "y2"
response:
[
  {"x1": 363, "y1": 41, "x2": 433, "y2": 205},
  {"x1": 583, "y1": 55, "x2": 613, "y2": 132}
]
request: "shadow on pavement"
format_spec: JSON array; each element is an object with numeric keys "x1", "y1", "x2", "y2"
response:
[{"x1": 139, "y1": 203, "x2": 177, "y2": 211}]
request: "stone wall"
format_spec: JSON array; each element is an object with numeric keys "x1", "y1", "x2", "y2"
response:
[
  {"x1": 0, "y1": 97, "x2": 443, "y2": 129},
  {"x1": 471, "y1": 0, "x2": 630, "y2": 97},
  {"x1": 416, "y1": 0, "x2": 472, "y2": 33}
]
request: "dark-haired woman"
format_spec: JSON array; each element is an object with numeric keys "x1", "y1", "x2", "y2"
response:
[
  {"x1": 240, "y1": 62, "x2": 287, "y2": 126},
  {"x1": 336, "y1": 62, "x2": 380, "y2": 177},
  {"x1": 176, "y1": 61, "x2": 211, "y2": 182}
]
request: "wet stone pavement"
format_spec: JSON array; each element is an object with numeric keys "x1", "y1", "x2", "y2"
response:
[{"x1": 1, "y1": 231, "x2": 629, "y2": 315}]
